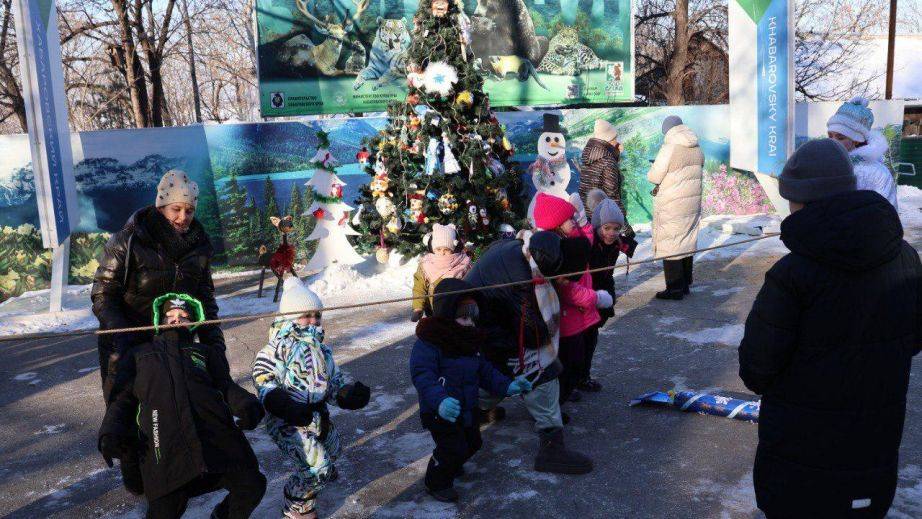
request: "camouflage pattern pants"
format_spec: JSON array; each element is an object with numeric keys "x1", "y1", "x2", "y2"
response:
[{"x1": 266, "y1": 415, "x2": 341, "y2": 514}]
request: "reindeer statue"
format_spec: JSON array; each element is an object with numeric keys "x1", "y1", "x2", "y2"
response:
[{"x1": 258, "y1": 216, "x2": 299, "y2": 302}]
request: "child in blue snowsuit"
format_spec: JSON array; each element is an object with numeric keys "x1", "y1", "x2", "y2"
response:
[
  {"x1": 410, "y1": 278, "x2": 532, "y2": 503},
  {"x1": 253, "y1": 277, "x2": 370, "y2": 519}
]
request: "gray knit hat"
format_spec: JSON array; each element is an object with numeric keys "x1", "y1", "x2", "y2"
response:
[
  {"x1": 662, "y1": 115, "x2": 683, "y2": 135},
  {"x1": 778, "y1": 139, "x2": 856, "y2": 204},
  {"x1": 591, "y1": 198, "x2": 626, "y2": 229}
]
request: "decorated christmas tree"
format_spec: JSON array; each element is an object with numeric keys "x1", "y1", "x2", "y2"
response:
[
  {"x1": 352, "y1": 0, "x2": 526, "y2": 259},
  {"x1": 303, "y1": 131, "x2": 364, "y2": 271}
]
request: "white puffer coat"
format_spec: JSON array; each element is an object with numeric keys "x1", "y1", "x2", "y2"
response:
[
  {"x1": 647, "y1": 125, "x2": 704, "y2": 259},
  {"x1": 852, "y1": 130, "x2": 898, "y2": 209}
]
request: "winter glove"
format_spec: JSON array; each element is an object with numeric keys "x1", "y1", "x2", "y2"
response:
[
  {"x1": 411, "y1": 310, "x2": 424, "y2": 322},
  {"x1": 99, "y1": 434, "x2": 132, "y2": 468},
  {"x1": 569, "y1": 193, "x2": 588, "y2": 227},
  {"x1": 336, "y1": 381, "x2": 371, "y2": 410},
  {"x1": 595, "y1": 290, "x2": 614, "y2": 309},
  {"x1": 225, "y1": 384, "x2": 265, "y2": 430},
  {"x1": 506, "y1": 376, "x2": 533, "y2": 396},
  {"x1": 262, "y1": 387, "x2": 324, "y2": 426},
  {"x1": 438, "y1": 397, "x2": 461, "y2": 422}
]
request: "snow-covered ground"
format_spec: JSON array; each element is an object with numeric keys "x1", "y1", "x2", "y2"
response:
[{"x1": 1, "y1": 185, "x2": 920, "y2": 338}]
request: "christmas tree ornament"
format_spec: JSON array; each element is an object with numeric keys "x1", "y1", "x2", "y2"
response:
[
  {"x1": 386, "y1": 216, "x2": 403, "y2": 234},
  {"x1": 438, "y1": 193, "x2": 458, "y2": 214},
  {"x1": 502, "y1": 135, "x2": 513, "y2": 152},
  {"x1": 375, "y1": 246, "x2": 390, "y2": 264},
  {"x1": 456, "y1": 11, "x2": 472, "y2": 61},
  {"x1": 375, "y1": 196, "x2": 396, "y2": 217},
  {"x1": 422, "y1": 61, "x2": 458, "y2": 97},
  {"x1": 431, "y1": 0, "x2": 449, "y2": 17},
  {"x1": 425, "y1": 137, "x2": 442, "y2": 175},
  {"x1": 408, "y1": 190, "x2": 426, "y2": 223},
  {"x1": 496, "y1": 187, "x2": 510, "y2": 210},
  {"x1": 499, "y1": 223, "x2": 516, "y2": 239},
  {"x1": 441, "y1": 136, "x2": 461, "y2": 174},
  {"x1": 455, "y1": 90, "x2": 474, "y2": 108},
  {"x1": 303, "y1": 151, "x2": 364, "y2": 271},
  {"x1": 351, "y1": 204, "x2": 364, "y2": 226},
  {"x1": 409, "y1": 114, "x2": 421, "y2": 129},
  {"x1": 426, "y1": 189, "x2": 439, "y2": 200},
  {"x1": 479, "y1": 207, "x2": 490, "y2": 227},
  {"x1": 487, "y1": 155, "x2": 506, "y2": 176},
  {"x1": 467, "y1": 202, "x2": 478, "y2": 224}
]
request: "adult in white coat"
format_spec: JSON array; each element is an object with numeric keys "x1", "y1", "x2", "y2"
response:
[
  {"x1": 647, "y1": 116, "x2": 704, "y2": 300},
  {"x1": 827, "y1": 96, "x2": 898, "y2": 209}
]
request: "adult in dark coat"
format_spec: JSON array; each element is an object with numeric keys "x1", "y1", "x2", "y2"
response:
[
  {"x1": 99, "y1": 293, "x2": 266, "y2": 519},
  {"x1": 92, "y1": 170, "x2": 225, "y2": 399},
  {"x1": 465, "y1": 232, "x2": 593, "y2": 475},
  {"x1": 738, "y1": 139, "x2": 922, "y2": 519},
  {"x1": 91, "y1": 170, "x2": 227, "y2": 495}
]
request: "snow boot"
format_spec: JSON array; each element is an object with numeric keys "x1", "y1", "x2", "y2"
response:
[
  {"x1": 655, "y1": 288, "x2": 684, "y2": 300},
  {"x1": 477, "y1": 406, "x2": 506, "y2": 425},
  {"x1": 578, "y1": 378, "x2": 603, "y2": 392},
  {"x1": 534, "y1": 428, "x2": 593, "y2": 475},
  {"x1": 427, "y1": 486, "x2": 459, "y2": 503}
]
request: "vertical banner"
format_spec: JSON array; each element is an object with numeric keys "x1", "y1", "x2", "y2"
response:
[
  {"x1": 12, "y1": 0, "x2": 78, "y2": 250},
  {"x1": 729, "y1": 0, "x2": 793, "y2": 212},
  {"x1": 255, "y1": 0, "x2": 635, "y2": 116}
]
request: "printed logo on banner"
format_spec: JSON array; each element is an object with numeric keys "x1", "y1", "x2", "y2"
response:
[
  {"x1": 605, "y1": 62, "x2": 625, "y2": 96},
  {"x1": 270, "y1": 92, "x2": 285, "y2": 109}
]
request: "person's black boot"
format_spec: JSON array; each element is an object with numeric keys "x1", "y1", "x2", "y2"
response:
[
  {"x1": 655, "y1": 289, "x2": 685, "y2": 300},
  {"x1": 477, "y1": 406, "x2": 506, "y2": 425},
  {"x1": 569, "y1": 390, "x2": 582, "y2": 402},
  {"x1": 534, "y1": 428, "x2": 593, "y2": 475},
  {"x1": 427, "y1": 487, "x2": 459, "y2": 502}
]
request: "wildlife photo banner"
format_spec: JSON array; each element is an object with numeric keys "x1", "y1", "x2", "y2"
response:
[{"x1": 255, "y1": 0, "x2": 634, "y2": 116}]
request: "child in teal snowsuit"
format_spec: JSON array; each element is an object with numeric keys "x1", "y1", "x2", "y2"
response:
[{"x1": 252, "y1": 277, "x2": 370, "y2": 518}]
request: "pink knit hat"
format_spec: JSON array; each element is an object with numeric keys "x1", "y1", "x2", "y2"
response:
[{"x1": 533, "y1": 193, "x2": 576, "y2": 230}]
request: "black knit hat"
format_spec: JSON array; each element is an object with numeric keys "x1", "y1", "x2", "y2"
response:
[
  {"x1": 559, "y1": 237, "x2": 591, "y2": 282},
  {"x1": 779, "y1": 139, "x2": 856, "y2": 204},
  {"x1": 527, "y1": 231, "x2": 563, "y2": 277}
]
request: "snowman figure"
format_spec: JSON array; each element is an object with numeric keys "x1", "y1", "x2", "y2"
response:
[{"x1": 527, "y1": 113, "x2": 573, "y2": 224}]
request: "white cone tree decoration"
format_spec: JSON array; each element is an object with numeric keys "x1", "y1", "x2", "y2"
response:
[{"x1": 303, "y1": 131, "x2": 364, "y2": 271}]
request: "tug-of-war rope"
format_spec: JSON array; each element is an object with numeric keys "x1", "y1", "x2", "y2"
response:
[{"x1": 0, "y1": 233, "x2": 780, "y2": 344}]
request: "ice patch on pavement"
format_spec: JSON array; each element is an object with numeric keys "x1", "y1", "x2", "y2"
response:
[
  {"x1": 386, "y1": 431, "x2": 433, "y2": 465},
  {"x1": 373, "y1": 498, "x2": 456, "y2": 518},
  {"x1": 891, "y1": 464, "x2": 922, "y2": 519},
  {"x1": 78, "y1": 366, "x2": 98, "y2": 374},
  {"x1": 662, "y1": 324, "x2": 745, "y2": 346},
  {"x1": 711, "y1": 287, "x2": 746, "y2": 297},
  {"x1": 689, "y1": 471, "x2": 757, "y2": 517},
  {"x1": 658, "y1": 316, "x2": 683, "y2": 326},
  {"x1": 34, "y1": 423, "x2": 66, "y2": 435},
  {"x1": 13, "y1": 371, "x2": 38, "y2": 381}
]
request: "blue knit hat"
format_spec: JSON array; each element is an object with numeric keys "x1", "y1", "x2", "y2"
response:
[{"x1": 827, "y1": 96, "x2": 874, "y2": 144}]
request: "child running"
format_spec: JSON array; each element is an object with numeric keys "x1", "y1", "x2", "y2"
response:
[
  {"x1": 410, "y1": 278, "x2": 532, "y2": 503},
  {"x1": 253, "y1": 276, "x2": 371, "y2": 519}
]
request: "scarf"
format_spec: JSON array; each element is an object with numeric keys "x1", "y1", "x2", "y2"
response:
[
  {"x1": 415, "y1": 317, "x2": 483, "y2": 357},
  {"x1": 142, "y1": 208, "x2": 204, "y2": 261},
  {"x1": 528, "y1": 154, "x2": 567, "y2": 180},
  {"x1": 420, "y1": 252, "x2": 471, "y2": 283}
]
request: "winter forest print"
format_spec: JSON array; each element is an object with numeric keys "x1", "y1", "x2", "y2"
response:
[{"x1": 0, "y1": 105, "x2": 770, "y2": 302}]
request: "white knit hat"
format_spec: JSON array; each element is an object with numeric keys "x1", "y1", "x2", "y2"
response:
[
  {"x1": 594, "y1": 119, "x2": 618, "y2": 142},
  {"x1": 279, "y1": 276, "x2": 323, "y2": 316},
  {"x1": 155, "y1": 169, "x2": 199, "y2": 209},
  {"x1": 826, "y1": 96, "x2": 874, "y2": 144},
  {"x1": 430, "y1": 223, "x2": 457, "y2": 250}
]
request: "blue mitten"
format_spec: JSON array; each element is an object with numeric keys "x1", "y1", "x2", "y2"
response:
[
  {"x1": 507, "y1": 376, "x2": 533, "y2": 396},
  {"x1": 438, "y1": 397, "x2": 461, "y2": 422}
]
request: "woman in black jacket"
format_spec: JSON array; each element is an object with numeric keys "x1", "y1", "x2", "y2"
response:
[
  {"x1": 92, "y1": 170, "x2": 225, "y2": 399},
  {"x1": 91, "y1": 170, "x2": 227, "y2": 495},
  {"x1": 739, "y1": 139, "x2": 922, "y2": 518}
]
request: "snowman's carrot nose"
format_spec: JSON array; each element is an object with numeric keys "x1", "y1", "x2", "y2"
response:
[{"x1": 548, "y1": 141, "x2": 564, "y2": 149}]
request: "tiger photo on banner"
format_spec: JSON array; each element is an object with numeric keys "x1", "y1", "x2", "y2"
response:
[{"x1": 255, "y1": 0, "x2": 635, "y2": 116}]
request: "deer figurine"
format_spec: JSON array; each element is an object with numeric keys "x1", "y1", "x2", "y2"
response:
[{"x1": 258, "y1": 216, "x2": 298, "y2": 302}]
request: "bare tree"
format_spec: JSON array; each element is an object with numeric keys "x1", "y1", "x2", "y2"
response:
[
  {"x1": 794, "y1": 0, "x2": 888, "y2": 101},
  {"x1": 635, "y1": 0, "x2": 728, "y2": 105},
  {"x1": 0, "y1": 0, "x2": 25, "y2": 132}
]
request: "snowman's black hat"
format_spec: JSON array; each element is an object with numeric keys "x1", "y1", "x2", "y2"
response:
[{"x1": 541, "y1": 113, "x2": 566, "y2": 135}]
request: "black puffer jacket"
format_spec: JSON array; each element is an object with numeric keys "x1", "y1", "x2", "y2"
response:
[
  {"x1": 465, "y1": 239, "x2": 552, "y2": 376},
  {"x1": 738, "y1": 190, "x2": 922, "y2": 518},
  {"x1": 92, "y1": 207, "x2": 224, "y2": 390},
  {"x1": 99, "y1": 330, "x2": 261, "y2": 501},
  {"x1": 589, "y1": 232, "x2": 620, "y2": 326}
]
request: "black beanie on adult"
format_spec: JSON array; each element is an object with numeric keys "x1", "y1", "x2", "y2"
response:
[
  {"x1": 559, "y1": 237, "x2": 591, "y2": 282},
  {"x1": 778, "y1": 138, "x2": 856, "y2": 204},
  {"x1": 528, "y1": 231, "x2": 563, "y2": 277}
]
